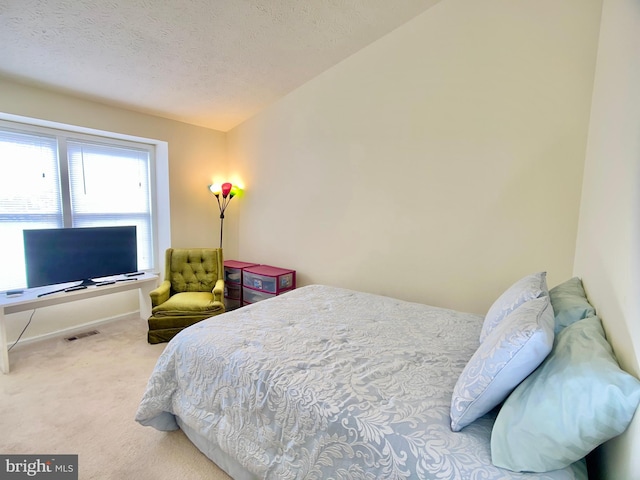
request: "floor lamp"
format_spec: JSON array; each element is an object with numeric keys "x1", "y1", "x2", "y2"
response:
[{"x1": 209, "y1": 182, "x2": 236, "y2": 248}]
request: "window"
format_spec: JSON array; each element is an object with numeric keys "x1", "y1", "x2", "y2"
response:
[{"x1": 0, "y1": 120, "x2": 156, "y2": 291}]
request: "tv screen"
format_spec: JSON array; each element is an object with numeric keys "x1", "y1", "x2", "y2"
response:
[{"x1": 23, "y1": 226, "x2": 138, "y2": 288}]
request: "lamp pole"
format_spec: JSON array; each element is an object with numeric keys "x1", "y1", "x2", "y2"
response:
[
  {"x1": 210, "y1": 182, "x2": 236, "y2": 249},
  {"x1": 218, "y1": 210, "x2": 225, "y2": 249}
]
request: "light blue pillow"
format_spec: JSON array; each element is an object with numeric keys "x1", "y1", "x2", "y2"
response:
[
  {"x1": 450, "y1": 296, "x2": 554, "y2": 431},
  {"x1": 479, "y1": 272, "x2": 548, "y2": 343},
  {"x1": 549, "y1": 277, "x2": 596, "y2": 334},
  {"x1": 491, "y1": 316, "x2": 640, "y2": 472}
]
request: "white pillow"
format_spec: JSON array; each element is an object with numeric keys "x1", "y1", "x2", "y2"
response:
[
  {"x1": 479, "y1": 272, "x2": 547, "y2": 343},
  {"x1": 450, "y1": 296, "x2": 554, "y2": 431}
]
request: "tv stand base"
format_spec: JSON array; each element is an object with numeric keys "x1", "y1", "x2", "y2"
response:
[{"x1": 0, "y1": 273, "x2": 158, "y2": 374}]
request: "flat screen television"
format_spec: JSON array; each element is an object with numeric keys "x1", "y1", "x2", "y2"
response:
[{"x1": 23, "y1": 226, "x2": 138, "y2": 288}]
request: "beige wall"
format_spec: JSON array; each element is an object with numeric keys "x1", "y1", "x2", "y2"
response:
[
  {"x1": 0, "y1": 77, "x2": 229, "y2": 343},
  {"x1": 0, "y1": 77, "x2": 228, "y2": 251},
  {"x1": 227, "y1": 0, "x2": 603, "y2": 314},
  {"x1": 574, "y1": 0, "x2": 640, "y2": 477},
  {"x1": 2, "y1": 0, "x2": 637, "y2": 476}
]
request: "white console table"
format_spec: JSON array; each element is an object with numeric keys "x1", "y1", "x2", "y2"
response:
[{"x1": 0, "y1": 273, "x2": 158, "y2": 374}]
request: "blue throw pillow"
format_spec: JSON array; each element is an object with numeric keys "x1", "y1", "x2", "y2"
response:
[
  {"x1": 450, "y1": 296, "x2": 554, "y2": 431},
  {"x1": 491, "y1": 316, "x2": 640, "y2": 472},
  {"x1": 479, "y1": 272, "x2": 548, "y2": 343},
  {"x1": 548, "y1": 277, "x2": 596, "y2": 334}
]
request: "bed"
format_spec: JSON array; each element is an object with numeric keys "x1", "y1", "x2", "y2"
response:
[{"x1": 136, "y1": 276, "x2": 640, "y2": 479}]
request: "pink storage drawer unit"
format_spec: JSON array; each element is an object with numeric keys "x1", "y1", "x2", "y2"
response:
[
  {"x1": 224, "y1": 260, "x2": 259, "y2": 285},
  {"x1": 242, "y1": 265, "x2": 296, "y2": 297},
  {"x1": 225, "y1": 283, "x2": 241, "y2": 300},
  {"x1": 224, "y1": 260, "x2": 259, "y2": 311},
  {"x1": 242, "y1": 287, "x2": 276, "y2": 304}
]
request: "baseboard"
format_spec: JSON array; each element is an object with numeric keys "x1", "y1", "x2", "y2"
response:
[{"x1": 10, "y1": 311, "x2": 141, "y2": 349}]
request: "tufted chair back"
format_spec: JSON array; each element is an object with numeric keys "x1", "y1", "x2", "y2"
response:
[{"x1": 165, "y1": 248, "x2": 223, "y2": 294}]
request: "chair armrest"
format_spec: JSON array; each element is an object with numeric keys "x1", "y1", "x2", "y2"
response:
[
  {"x1": 150, "y1": 280, "x2": 171, "y2": 307},
  {"x1": 213, "y1": 278, "x2": 224, "y2": 302}
]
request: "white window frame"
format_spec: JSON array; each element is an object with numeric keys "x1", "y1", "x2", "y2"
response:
[{"x1": 0, "y1": 112, "x2": 171, "y2": 291}]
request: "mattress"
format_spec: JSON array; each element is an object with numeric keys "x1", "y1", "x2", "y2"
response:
[{"x1": 136, "y1": 285, "x2": 587, "y2": 479}]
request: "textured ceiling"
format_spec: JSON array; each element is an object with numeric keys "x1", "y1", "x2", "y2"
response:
[{"x1": 0, "y1": 0, "x2": 442, "y2": 132}]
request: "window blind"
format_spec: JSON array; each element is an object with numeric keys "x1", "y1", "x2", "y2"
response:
[
  {"x1": 67, "y1": 140, "x2": 153, "y2": 270},
  {"x1": 0, "y1": 129, "x2": 62, "y2": 289},
  {"x1": 0, "y1": 122, "x2": 155, "y2": 291}
]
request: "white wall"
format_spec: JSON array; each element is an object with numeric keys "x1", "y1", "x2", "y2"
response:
[
  {"x1": 574, "y1": 0, "x2": 640, "y2": 477},
  {"x1": 227, "y1": 0, "x2": 603, "y2": 314}
]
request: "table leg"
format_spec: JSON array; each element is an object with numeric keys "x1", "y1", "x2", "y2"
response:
[
  {"x1": 0, "y1": 308, "x2": 10, "y2": 374},
  {"x1": 138, "y1": 284, "x2": 153, "y2": 320}
]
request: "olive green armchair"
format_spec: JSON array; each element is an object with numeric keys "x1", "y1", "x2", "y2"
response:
[{"x1": 147, "y1": 248, "x2": 225, "y2": 344}]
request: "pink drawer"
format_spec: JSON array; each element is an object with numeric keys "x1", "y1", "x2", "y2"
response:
[
  {"x1": 242, "y1": 265, "x2": 296, "y2": 294},
  {"x1": 224, "y1": 298, "x2": 242, "y2": 311},
  {"x1": 243, "y1": 286, "x2": 276, "y2": 304},
  {"x1": 224, "y1": 283, "x2": 241, "y2": 300},
  {"x1": 224, "y1": 260, "x2": 259, "y2": 285}
]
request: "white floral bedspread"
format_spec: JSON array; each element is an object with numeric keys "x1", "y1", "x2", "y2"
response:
[{"x1": 136, "y1": 285, "x2": 585, "y2": 480}]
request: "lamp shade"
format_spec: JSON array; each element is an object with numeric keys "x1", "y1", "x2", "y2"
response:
[{"x1": 208, "y1": 181, "x2": 243, "y2": 248}]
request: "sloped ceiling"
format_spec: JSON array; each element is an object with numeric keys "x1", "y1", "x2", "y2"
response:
[{"x1": 0, "y1": 0, "x2": 443, "y2": 132}]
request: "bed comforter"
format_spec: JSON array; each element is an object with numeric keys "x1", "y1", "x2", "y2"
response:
[{"x1": 136, "y1": 285, "x2": 586, "y2": 479}]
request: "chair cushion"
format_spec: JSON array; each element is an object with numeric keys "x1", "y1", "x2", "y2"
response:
[
  {"x1": 151, "y1": 292, "x2": 224, "y2": 316},
  {"x1": 169, "y1": 249, "x2": 220, "y2": 293}
]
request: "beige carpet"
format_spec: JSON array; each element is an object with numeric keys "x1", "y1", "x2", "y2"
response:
[{"x1": 0, "y1": 315, "x2": 232, "y2": 480}]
